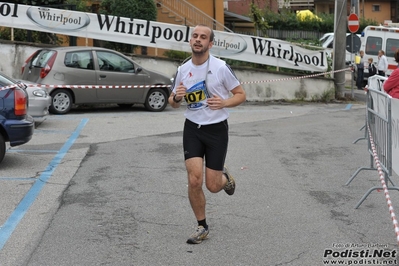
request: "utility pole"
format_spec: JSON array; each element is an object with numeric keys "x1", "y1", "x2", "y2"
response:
[
  {"x1": 362, "y1": 0, "x2": 365, "y2": 18},
  {"x1": 351, "y1": 0, "x2": 359, "y2": 15},
  {"x1": 333, "y1": 0, "x2": 348, "y2": 98}
]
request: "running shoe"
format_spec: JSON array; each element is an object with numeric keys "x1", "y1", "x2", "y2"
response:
[
  {"x1": 186, "y1": 226, "x2": 209, "y2": 244},
  {"x1": 223, "y1": 166, "x2": 235, "y2": 195}
]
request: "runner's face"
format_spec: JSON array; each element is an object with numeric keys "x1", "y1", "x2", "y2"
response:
[{"x1": 190, "y1": 26, "x2": 213, "y2": 55}]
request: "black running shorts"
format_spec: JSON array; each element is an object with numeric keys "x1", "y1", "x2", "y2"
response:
[{"x1": 183, "y1": 119, "x2": 229, "y2": 171}]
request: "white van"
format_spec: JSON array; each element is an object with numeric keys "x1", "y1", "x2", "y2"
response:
[
  {"x1": 360, "y1": 25, "x2": 399, "y2": 78},
  {"x1": 320, "y1": 32, "x2": 361, "y2": 65}
]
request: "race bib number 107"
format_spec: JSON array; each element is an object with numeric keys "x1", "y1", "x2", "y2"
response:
[
  {"x1": 185, "y1": 90, "x2": 206, "y2": 104},
  {"x1": 185, "y1": 81, "x2": 211, "y2": 110}
]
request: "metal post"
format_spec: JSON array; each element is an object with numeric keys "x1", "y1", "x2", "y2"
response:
[{"x1": 351, "y1": 34, "x2": 354, "y2": 98}]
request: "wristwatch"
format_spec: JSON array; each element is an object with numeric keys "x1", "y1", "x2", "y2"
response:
[{"x1": 173, "y1": 95, "x2": 182, "y2": 103}]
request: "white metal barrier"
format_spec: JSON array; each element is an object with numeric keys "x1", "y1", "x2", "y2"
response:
[{"x1": 346, "y1": 77, "x2": 399, "y2": 244}]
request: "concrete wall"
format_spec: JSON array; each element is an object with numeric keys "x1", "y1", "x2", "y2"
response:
[{"x1": 0, "y1": 41, "x2": 335, "y2": 102}]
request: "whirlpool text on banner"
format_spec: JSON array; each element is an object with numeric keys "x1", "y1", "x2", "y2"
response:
[{"x1": 0, "y1": 2, "x2": 327, "y2": 72}]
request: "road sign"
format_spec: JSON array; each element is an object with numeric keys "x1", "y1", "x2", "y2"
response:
[
  {"x1": 346, "y1": 33, "x2": 361, "y2": 53},
  {"x1": 348, "y1": 13, "x2": 359, "y2": 33}
]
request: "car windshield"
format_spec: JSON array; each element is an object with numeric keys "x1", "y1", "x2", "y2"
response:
[{"x1": 31, "y1": 50, "x2": 56, "y2": 67}]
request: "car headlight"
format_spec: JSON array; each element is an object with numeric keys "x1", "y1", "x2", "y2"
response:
[{"x1": 32, "y1": 89, "x2": 48, "y2": 97}]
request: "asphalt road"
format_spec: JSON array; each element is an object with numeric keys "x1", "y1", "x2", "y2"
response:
[{"x1": 1, "y1": 97, "x2": 398, "y2": 266}]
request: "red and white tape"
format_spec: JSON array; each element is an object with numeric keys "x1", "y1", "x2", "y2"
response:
[
  {"x1": 0, "y1": 84, "x2": 24, "y2": 91},
  {"x1": 0, "y1": 84, "x2": 171, "y2": 91},
  {"x1": 0, "y1": 68, "x2": 351, "y2": 91},
  {"x1": 241, "y1": 67, "x2": 351, "y2": 84},
  {"x1": 367, "y1": 124, "x2": 399, "y2": 245}
]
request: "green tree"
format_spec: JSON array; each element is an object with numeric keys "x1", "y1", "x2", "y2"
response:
[
  {"x1": 98, "y1": 0, "x2": 157, "y2": 53},
  {"x1": 64, "y1": 0, "x2": 91, "y2": 12},
  {"x1": 249, "y1": 2, "x2": 270, "y2": 36},
  {"x1": 262, "y1": 8, "x2": 378, "y2": 34}
]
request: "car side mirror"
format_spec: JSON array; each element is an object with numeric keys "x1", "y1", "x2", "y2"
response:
[{"x1": 136, "y1": 67, "x2": 142, "y2": 73}]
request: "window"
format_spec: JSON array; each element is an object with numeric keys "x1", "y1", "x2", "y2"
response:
[
  {"x1": 365, "y1": 36, "x2": 382, "y2": 56},
  {"x1": 31, "y1": 50, "x2": 56, "y2": 68},
  {"x1": 64, "y1": 51, "x2": 93, "y2": 70},
  {"x1": 96, "y1": 51, "x2": 135, "y2": 72},
  {"x1": 372, "y1": 5, "x2": 380, "y2": 12},
  {"x1": 386, "y1": 38, "x2": 399, "y2": 57}
]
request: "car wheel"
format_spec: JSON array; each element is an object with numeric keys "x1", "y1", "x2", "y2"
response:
[
  {"x1": 49, "y1": 89, "x2": 73, "y2": 114},
  {"x1": 144, "y1": 88, "x2": 168, "y2": 112},
  {"x1": 0, "y1": 134, "x2": 5, "y2": 164}
]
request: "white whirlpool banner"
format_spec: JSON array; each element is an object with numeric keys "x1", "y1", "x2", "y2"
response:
[
  {"x1": 0, "y1": 2, "x2": 327, "y2": 72},
  {"x1": 391, "y1": 98, "x2": 399, "y2": 176}
]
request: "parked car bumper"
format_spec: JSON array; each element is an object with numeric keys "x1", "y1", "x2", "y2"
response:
[
  {"x1": 27, "y1": 88, "x2": 52, "y2": 118},
  {"x1": 19, "y1": 80, "x2": 52, "y2": 119},
  {"x1": 5, "y1": 115, "x2": 34, "y2": 146}
]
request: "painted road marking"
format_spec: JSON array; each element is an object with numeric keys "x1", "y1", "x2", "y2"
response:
[{"x1": 0, "y1": 118, "x2": 88, "y2": 250}]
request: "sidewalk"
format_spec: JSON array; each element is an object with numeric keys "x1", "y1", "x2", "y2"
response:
[{"x1": 344, "y1": 70, "x2": 367, "y2": 102}]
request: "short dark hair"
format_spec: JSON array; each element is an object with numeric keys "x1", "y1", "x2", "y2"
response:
[{"x1": 195, "y1": 24, "x2": 214, "y2": 42}]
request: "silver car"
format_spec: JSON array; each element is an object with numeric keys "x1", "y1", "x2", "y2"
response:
[
  {"x1": 18, "y1": 79, "x2": 52, "y2": 120},
  {"x1": 20, "y1": 46, "x2": 173, "y2": 114},
  {"x1": 0, "y1": 72, "x2": 51, "y2": 120}
]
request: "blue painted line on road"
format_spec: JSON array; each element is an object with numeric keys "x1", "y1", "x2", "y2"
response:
[
  {"x1": 344, "y1": 104, "x2": 353, "y2": 110},
  {"x1": 0, "y1": 118, "x2": 89, "y2": 250}
]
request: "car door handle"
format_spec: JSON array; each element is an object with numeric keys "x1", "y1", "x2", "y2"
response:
[{"x1": 99, "y1": 75, "x2": 106, "y2": 78}]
